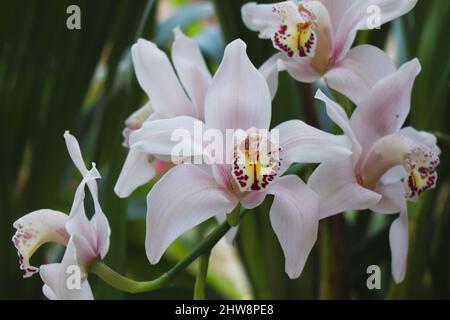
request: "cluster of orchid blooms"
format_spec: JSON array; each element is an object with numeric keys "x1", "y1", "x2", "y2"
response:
[{"x1": 13, "y1": 0, "x2": 441, "y2": 299}]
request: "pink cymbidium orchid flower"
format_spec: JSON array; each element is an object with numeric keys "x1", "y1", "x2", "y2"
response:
[
  {"x1": 129, "y1": 39, "x2": 352, "y2": 279},
  {"x1": 12, "y1": 132, "x2": 111, "y2": 299},
  {"x1": 308, "y1": 59, "x2": 440, "y2": 283},
  {"x1": 115, "y1": 28, "x2": 213, "y2": 198},
  {"x1": 242, "y1": 0, "x2": 417, "y2": 104}
]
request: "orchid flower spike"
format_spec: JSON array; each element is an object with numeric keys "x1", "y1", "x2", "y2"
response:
[
  {"x1": 242, "y1": 0, "x2": 417, "y2": 104},
  {"x1": 12, "y1": 132, "x2": 111, "y2": 300},
  {"x1": 128, "y1": 39, "x2": 353, "y2": 279},
  {"x1": 308, "y1": 59, "x2": 440, "y2": 283},
  {"x1": 115, "y1": 27, "x2": 213, "y2": 198}
]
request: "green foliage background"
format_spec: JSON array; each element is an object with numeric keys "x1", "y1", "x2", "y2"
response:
[{"x1": 0, "y1": 0, "x2": 448, "y2": 299}]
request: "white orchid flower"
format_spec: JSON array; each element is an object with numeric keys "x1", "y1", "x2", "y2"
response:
[
  {"x1": 115, "y1": 28, "x2": 213, "y2": 198},
  {"x1": 128, "y1": 39, "x2": 353, "y2": 279},
  {"x1": 242, "y1": 0, "x2": 417, "y2": 104},
  {"x1": 12, "y1": 132, "x2": 111, "y2": 299},
  {"x1": 308, "y1": 59, "x2": 440, "y2": 283}
]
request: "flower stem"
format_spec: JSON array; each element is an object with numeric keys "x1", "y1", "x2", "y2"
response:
[
  {"x1": 193, "y1": 251, "x2": 210, "y2": 300},
  {"x1": 226, "y1": 205, "x2": 241, "y2": 227},
  {"x1": 90, "y1": 207, "x2": 247, "y2": 294}
]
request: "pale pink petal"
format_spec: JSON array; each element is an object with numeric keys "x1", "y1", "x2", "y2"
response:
[
  {"x1": 204, "y1": 39, "x2": 271, "y2": 131},
  {"x1": 315, "y1": 89, "x2": 361, "y2": 161},
  {"x1": 66, "y1": 167, "x2": 101, "y2": 255},
  {"x1": 172, "y1": 28, "x2": 212, "y2": 120},
  {"x1": 325, "y1": 45, "x2": 396, "y2": 105},
  {"x1": 373, "y1": 181, "x2": 406, "y2": 214},
  {"x1": 275, "y1": 119, "x2": 352, "y2": 174},
  {"x1": 318, "y1": 0, "x2": 355, "y2": 30},
  {"x1": 350, "y1": 59, "x2": 421, "y2": 154},
  {"x1": 64, "y1": 131, "x2": 98, "y2": 197},
  {"x1": 266, "y1": 175, "x2": 319, "y2": 279},
  {"x1": 145, "y1": 165, "x2": 238, "y2": 264},
  {"x1": 114, "y1": 149, "x2": 156, "y2": 198},
  {"x1": 129, "y1": 116, "x2": 206, "y2": 159},
  {"x1": 131, "y1": 39, "x2": 196, "y2": 117},
  {"x1": 308, "y1": 159, "x2": 382, "y2": 219},
  {"x1": 259, "y1": 53, "x2": 286, "y2": 100},
  {"x1": 40, "y1": 239, "x2": 94, "y2": 300},
  {"x1": 241, "y1": 2, "x2": 288, "y2": 39},
  {"x1": 280, "y1": 55, "x2": 322, "y2": 82},
  {"x1": 389, "y1": 209, "x2": 409, "y2": 283},
  {"x1": 334, "y1": 0, "x2": 418, "y2": 61},
  {"x1": 241, "y1": 191, "x2": 267, "y2": 210},
  {"x1": 12, "y1": 209, "x2": 69, "y2": 278},
  {"x1": 400, "y1": 127, "x2": 441, "y2": 156}
]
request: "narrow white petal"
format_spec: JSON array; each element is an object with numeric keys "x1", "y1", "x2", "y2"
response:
[
  {"x1": 267, "y1": 175, "x2": 319, "y2": 279},
  {"x1": 172, "y1": 28, "x2": 212, "y2": 120},
  {"x1": 114, "y1": 149, "x2": 156, "y2": 198},
  {"x1": 350, "y1": 59, "x2": 421, "y2": 155},
  {"x1": 132, "y1": 39, "x2": 196, "y2": 117},
  {"x1": 389, "y1": 209, "x2": 409, "y2": 283}
]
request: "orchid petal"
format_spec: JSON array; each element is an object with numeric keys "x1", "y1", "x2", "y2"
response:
[
  {"x1": 325, "y1": 45, "x2": 396, "y2": 106},
  {"x1": 40, "y1": 239, "x2": 94, "y2": 300},
  {"x1": 145, "y1": 165, "x2": 238, "y2": 264},
  {"x1": 280, "y1": 55, "x2": 322, "y2": 82},
  {"x1": 114, "y1": 149, "x2": 156, "y2": 198},
  {"x1": 275, "y1": 119, "x2": 352, "y2": 174},
  {"x1": 204, "y1": 39, "x2": 271, "y2": 131},
  {"x1": 308, "y1": 159, "x2": 382, "y2": 219},
  {"x1": 315, "y1": 89, "x2": 361, "y2": 161},
  {"x1": 241, "y1": 191, "x2": 267, "y2": 210},
  {"x1": 241, "y1": 1, "x2": 290, "y2": 39},
  {"x1": 267, "y1": 175, "x2": 319, "y2": 279},
  {"x1": 64, "y1": 131, "x2": 98, "y2": 198},
  {"x1": 401, "y1": 127, "x2": 441, "y2": 156},
  {"x1": 259, "y1": 53, "x2": 286, "y2": 100},
  {"x1": 66, "y1": 167, "x2": 101, "y2": 253},
  {"x1": 318, "y1": 0, "x2": 355, "y2": 31},
  {"x1": 333, "y1": 0, "x2": 418, "y2": 60},
  {"x1": 372, "y1": 181, "x2": 406, "y2": 214},
  {"x1": 129, "y1": 116, "x2": 206, "y2": 160},
  {"x1": 65, "y1": 133, "x2": 110, "y2": 259},
  {"x1": 12, "y1": 209, "x2": 69, "y2": 278},
  {"x1": 389, "y1": 209, "x2": 409, "y2": 283},
  {"x1": 172, "y1": 28, "x2": 212, "y2": 120},
  {"x1": 350, "y1": 59, "x2": 421, "y2": 154},
  {"x1": 132, "y1": 39, "x2": 196, "y2": 117}
]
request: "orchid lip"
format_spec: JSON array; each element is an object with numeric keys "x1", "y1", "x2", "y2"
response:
[
  {"x1": 231, "y1": 131, "x2": 282, "y2": 192},
  {"x1": 12, "y1": 210, "x2": 70, "y2": 278},
  {"x1": 272, "y1": 2, "x2": 317, "y2": 58},
  {"x1": 361, "y1": 133, "x2": 439, "y2": 201}
]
